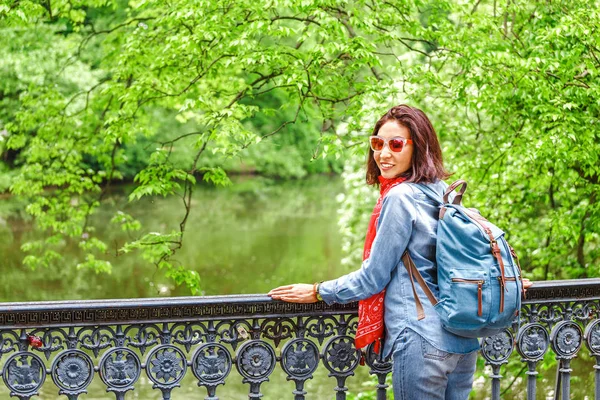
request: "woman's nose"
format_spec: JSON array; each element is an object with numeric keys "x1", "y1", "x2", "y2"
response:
[{"x1": 380, "y1": 145, "x2": 392, "y2": 158}]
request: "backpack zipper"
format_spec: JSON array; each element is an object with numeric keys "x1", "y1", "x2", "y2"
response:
[{"x1": 451, "y1": 278, "x2": 483, "y2": 317}]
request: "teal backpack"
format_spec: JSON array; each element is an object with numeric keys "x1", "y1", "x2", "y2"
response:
[{"x1": 403, "y1": 180, "x2": 524, "y2": 338}]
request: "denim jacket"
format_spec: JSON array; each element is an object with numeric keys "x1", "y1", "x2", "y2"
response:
[{"x1": 319, "y1": 180, "x2": 480, "y2": 359}]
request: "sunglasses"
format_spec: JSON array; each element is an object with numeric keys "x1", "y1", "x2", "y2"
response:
[{"x1": 369, "y1": 136, "x2": 413, "y2": 153}]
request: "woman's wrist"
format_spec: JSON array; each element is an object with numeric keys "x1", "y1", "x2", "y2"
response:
[{"x1": 314, "y1": 281, "x2": 323, "y2": 301}]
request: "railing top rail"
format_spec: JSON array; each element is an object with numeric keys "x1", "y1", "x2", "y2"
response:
[
  {"x1": 0, "y1": 278, "x2": 599, "y2": 328},
  {"x1": 522, "y1": 277, "x2": 600, "y2": 304},
  {"x1": 0, "y1": 293, "x2": 276, "y2": 309},
  {"x1": 0, "y1": 294, "x2": 358, "y2": 329}
]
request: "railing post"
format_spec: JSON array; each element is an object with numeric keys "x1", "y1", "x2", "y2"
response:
[
  {"x1": 517, "y1": 323, "x2": 550, "y2": 400},
  {"x1": 481, "y1": 330, "x2": 514, "y2": 400},
  {"x1": 550, "y1": 321, "x2": 583, "y2": 400},
  {"x1": 490, "y1": 365, "x2": 502, "y2": 400},
  {"x1": 595, "y1": 358, "x2": 600, "y2": 400},
  {"x1": 235, "y1": 340, "x2": 277, "y2": 399},
  {"x1": 525, "y1": 361, "x2": 538, "y2": 400},
  {"x1": 364, "y1": 342, "x2": 392, "y2": 400},
  {"x1": 280, "y1": 338, "x2": 319, "y2": 400},
  {"x1": 559, "y1": 359, "x2": 572, "y2": 400},
  {"x1": 322, "y1": 335, "x2": 361, "y2": 400},
  {"x1": 584, "y1": 319, "x2": 600, "y2": 400}
]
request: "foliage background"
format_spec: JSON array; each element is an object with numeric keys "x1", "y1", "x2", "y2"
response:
[
  {"x1": 1, "y1": 0, "x2": 599, "y2": 397},
  {"x1": 1, "y1": 0, "x2": 598, "y2": 294}
]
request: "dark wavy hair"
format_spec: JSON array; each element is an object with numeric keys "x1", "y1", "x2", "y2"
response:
[{"x1": 366, "y1": 104, "x2": 451, "y2": 185}]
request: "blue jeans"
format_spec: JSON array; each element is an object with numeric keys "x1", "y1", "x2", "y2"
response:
[{"x1": 392, "y1": 329, "x2": 478, "y2": 400}]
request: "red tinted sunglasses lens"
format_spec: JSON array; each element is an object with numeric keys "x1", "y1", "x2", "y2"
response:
[
  {"x1": 389, "y1": 139, "x2": 405, "y2": 152},
  {"x1": 370, "y1": 137, "x2": 384, "y2": 151}
]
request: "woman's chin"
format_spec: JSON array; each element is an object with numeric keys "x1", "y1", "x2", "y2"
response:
[{"x1": 379, "y1": 170, "x2": 396, "y2": 179}]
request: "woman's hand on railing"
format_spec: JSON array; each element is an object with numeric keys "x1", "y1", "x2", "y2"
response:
[
  {"x1": 268, "y1": 284, "x2": 318, "y2": 303},
  {"x1": 522, "y1": 278, "x2": 533, "y2": 296}
]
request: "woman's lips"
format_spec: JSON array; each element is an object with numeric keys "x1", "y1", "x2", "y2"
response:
[{"x1": 379, "y1": 163, "x2": 395, "y2": 170}]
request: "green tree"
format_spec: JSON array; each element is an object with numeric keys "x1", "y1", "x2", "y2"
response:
[
  {"x1": 339, "y1": 0, "x2": 600, "y2": 282},
  {"x1": 4, "y1": 0, "x2": 598, "y2": 295},
  {"x1": 1, "y1": 0, "x2": 440, "y2": 292}
]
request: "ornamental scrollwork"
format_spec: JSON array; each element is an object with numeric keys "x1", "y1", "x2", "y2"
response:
[
  {"x1": 304, "y1": 316, "x2": 338, "y2": 345},
  {"x1": 0, "y1": 330, "x2": 20, "y2": 359},
  {"x1": 28, "y1": 328, "x2": 66, "y2": 360},
  {"x1": 78, "y1": 327, "x2": 116, "y2": 357},
  {"x1": 572, "y1": 301, "x2": 600, "y2": 322},
  {"x1": 124, "y1": 324, "x2": 161, "y2": 355},
  {"x1": 217, "y1": 320, "x2": 253, "y2": 350},
  {"x1": 171, "y1": 322, "x2": 207, "y2": 352},
  {"x1": 261, "y1": 318, "x2": 296, "y2": 347}
]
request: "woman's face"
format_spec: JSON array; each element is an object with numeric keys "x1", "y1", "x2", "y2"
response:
[{"x1": 374, "y1": 121, "x2": 413, "y2": 179}]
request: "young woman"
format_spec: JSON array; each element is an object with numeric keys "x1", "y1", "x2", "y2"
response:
[{"x1": 269, "y1": 105, "x2": 529, "y2": 399}]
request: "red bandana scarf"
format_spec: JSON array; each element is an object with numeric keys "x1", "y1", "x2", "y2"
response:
[{"x1": 355, "y1": 175, "x2": 406, "y2": 354}]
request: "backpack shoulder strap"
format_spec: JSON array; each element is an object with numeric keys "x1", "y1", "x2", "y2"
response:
[
  {"x1": 402, "y1": 252, "x2": 438, "y2": 320},
  {"x1": 412, "y1": 180, "x2": 468, "y2": 206}
]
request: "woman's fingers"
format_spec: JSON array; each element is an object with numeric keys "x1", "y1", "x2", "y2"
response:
[
  {"x1": 521, "y1": 278, "x2": 533, "y2": 296},
  {"x1": 268, "y1": 283, "x2": 317, "y2": 303},
  {"x1": 268, "y1": 284, "x2": 295, "y2": 295}
]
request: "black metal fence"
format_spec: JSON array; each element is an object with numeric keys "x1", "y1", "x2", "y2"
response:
[{"x1": 0, "y1": 279, "x2": 599, "y2": 400}]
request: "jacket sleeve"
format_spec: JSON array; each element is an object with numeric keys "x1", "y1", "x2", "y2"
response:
[{"x1": 319, "y1": 186, "x2": 417, "y2": 305}]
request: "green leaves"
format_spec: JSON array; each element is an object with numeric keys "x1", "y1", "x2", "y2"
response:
[{"x1": 5, "y1": 0, "x2": 598, "y2": 296}]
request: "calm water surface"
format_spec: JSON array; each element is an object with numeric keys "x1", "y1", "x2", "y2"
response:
[{"x1": 0, "y1": 175, "x2": 595, "y2": 399}]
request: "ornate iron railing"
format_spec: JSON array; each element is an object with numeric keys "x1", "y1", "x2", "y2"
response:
[{"x1": 0, "y1": 279, "x2": 599, "y2": 400}]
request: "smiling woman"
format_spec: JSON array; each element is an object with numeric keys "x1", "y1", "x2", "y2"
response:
[
  {"x1": 369, "y1": 124, "x2": 413, "y2": 179},
  {"x1": 269, "y1": 104, "x2": 479, "y2": 400}
]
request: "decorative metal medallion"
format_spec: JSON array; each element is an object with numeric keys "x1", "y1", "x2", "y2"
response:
[
  {"x1": 280, "y1": 338, "x2": 319, "y2": 379},
  {"x1": 516, "y1": 323, "x2": 550, "y2": 362},
  {"x1": 322, "y1": 335, "x2": 360, "y2": 374},
  {"x1": 550, "y1": 321, "x2": 583, "y2": 359},
  {"x1": 192, "y1": 343, "x2": 232, "y2": 386},
  {"x1": 145, "y1": 345, "x2": 187, "y2": 387},
  {"x1": 2, "y1": 352, "x2": 46, "y2": 397},
  {"x1": 584, "y1": 319, "x2": 600, "y2": 356},
  {"x1": 481, "y1": 330, "x2": 514, "y2": 364},
  {"x1": 235, "y1": 340, "x2": 276, "y2": 381},
  {"x1": 98, "y1": 348, "x2": 141, "y2": 388},
  {"x1": 364, "y1": 341, "x2": 392, "y2": 374},
  {"x1": 51, "y1": 349, "x2": 94, "y2": 395}
]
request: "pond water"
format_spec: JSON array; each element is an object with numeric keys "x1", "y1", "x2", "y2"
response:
[
  {"x1": 0, "y1": 175, "x2": 348, "y2": 301},
  {"x1": 0, "y1": 175, "x2": 596, "y2": 399}
]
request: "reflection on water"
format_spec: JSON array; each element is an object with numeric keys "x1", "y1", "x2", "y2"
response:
[
  {"x1": 0, "y1": 175, "x2": 596, "y2": 399},
  {"x1": 0, "y1": 175, "x2": 348, "y2": 301}
]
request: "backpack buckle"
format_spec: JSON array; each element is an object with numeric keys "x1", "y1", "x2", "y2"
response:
[{"x1": 490, "y1": 240, "x2": 500, "y2": 253}]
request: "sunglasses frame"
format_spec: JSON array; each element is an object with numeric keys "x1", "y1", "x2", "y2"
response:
[{"x1": 369, "y1": 136, "x2": 413, "y2": 153}]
